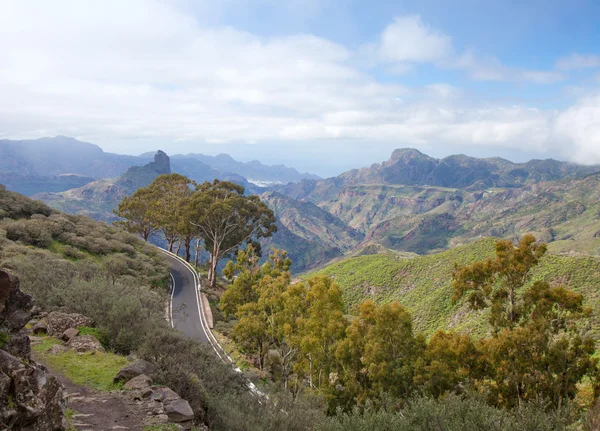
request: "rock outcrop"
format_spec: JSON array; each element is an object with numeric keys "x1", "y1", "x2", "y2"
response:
[
  {"x1": 0, "y1": 269, "x2": 66, "y2": 430},
  {"x1": 114, "y1": 359, "x2": 157, "y2": 383},
  {"x1": 46, "y1": 312, "x2": 93, "y2": 337}
]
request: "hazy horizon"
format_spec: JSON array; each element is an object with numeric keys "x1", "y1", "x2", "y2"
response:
[{"x1": 2, "y1": 1, "x2": 599, "y2": 177}]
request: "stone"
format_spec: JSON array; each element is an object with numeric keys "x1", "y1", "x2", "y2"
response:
[
  {"x1": 46, "y1": 311, "x2": 93, "y2": 337},
  {"x1": 67, "y1": 334, "x2": 105, "y2": 353},
  {"x1": 60, "y1": 327, "x2": 80, "y2": 342},
  {"x1": 32, "y1": 321, "x2": 48, "y2": 335},
  {"x1": 164, "y1": 398, "x2": 194, "y2": 423},
  {"x1": 155, "y1": 387, "x2": 180, "y2": 403},
  {"x1": 4, "y1": 332, "x2": 31, "y2": 358},
  {"x1": 114, "y1": 359, "x2": 157, "y2": 383},
  {"x1": 123, "y1": 374, "x2": 152, "y2": 390},
  {"x1": 0, "y1": 270, "x2": 33, "y2": 331}
]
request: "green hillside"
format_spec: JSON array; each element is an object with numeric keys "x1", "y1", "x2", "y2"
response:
[{"x1": 311, "y1": 238, "x2": 600, "y2": 340}]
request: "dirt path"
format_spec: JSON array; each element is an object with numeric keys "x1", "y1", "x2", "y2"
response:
[{"x1": 33, "y1": 356, "x2": 150, "y2": 431}]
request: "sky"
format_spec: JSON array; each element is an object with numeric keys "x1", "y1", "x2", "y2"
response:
[{"x1": 1, "y1": 0, "x2": 600, "y2": 177}]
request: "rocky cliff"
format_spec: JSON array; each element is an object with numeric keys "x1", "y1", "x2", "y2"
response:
[{"x1": 0, "y1": 269, "x2": 65, "y2": 430}]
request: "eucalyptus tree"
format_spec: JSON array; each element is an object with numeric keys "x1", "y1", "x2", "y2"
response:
[
  {"x1": 188, "y1": 180, "x2": 277, "y2": 287},
  {"x1": 114, "y1": 187, "x2": 158, "y2": 242}
]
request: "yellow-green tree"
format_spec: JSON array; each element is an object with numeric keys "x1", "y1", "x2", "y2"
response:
[
  {"x1": 221, "y1": 244, "x2": 267, "y2": 316},
  {"x1": 293, "y1": 276, "x2": 348, "y2": 391},
  {"x1": 452, "y1": 234, "x2": 547, "y2": 330},
  {"x1": 414, "y1": 330, "x2": 485, "y2": 399},
  {"x1": 336, "y1": 300, "x2": 423, "y2": 407},
  {"x1": 479, "y1": 280, "x2": 598, "y2": 408}
]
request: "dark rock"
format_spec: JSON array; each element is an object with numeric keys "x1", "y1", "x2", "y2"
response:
[
  {"x1": 46, "y1": 312, "x2": 93, "y2": 337},
  {"x1": 164, "y1": 398, "x2": 194, "y2": 423},
  {"x1": 61, "y1": 327, "x2": 80, "y2": 342},
  {"x1": 0, "y1": 270, "x2": 33, "y2": 331},
  {"x1": 33, "y1": 321, "x2": 48, "y2": 335},
  {"x1": 114, "y1": 359, "x2": 157, "y2": 383},
  {"x1": 4, "y1": 332, "x2": 31, "y2": 358},
  {"x1": 67, "y1": 334, "x2": 104, "y2": 353},
  {"x1": 0, "y1": 349, "x2": 66, "y2": 430},
  {"x1": 0, "y1": 269, "x2": 66, "y2": 430},
  {"x1": 123, "y1": 374, "x2": 152, "y2": 390},
  {"x1": 155, "y1": 387, "x2": 180, "y2": 403}
]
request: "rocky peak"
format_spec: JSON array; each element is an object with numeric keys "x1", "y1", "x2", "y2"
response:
[
  {"x1": 150, "y1": 150, "x2": 171, "y2": 175},
  {"x1": 385, "y1": 148, "x2": 436, "y2": 166}
]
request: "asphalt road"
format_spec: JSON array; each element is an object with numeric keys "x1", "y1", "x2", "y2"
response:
[{"x1": 162, "y1": 252, "x2": 210, "y2": 343}]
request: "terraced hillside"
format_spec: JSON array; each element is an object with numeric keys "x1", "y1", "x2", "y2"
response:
[{"x1": 311, "y1": 238, "x2": 600, "y2": 340}]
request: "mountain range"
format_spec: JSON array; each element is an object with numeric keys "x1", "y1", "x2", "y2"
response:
[
  {"x1": 2, "y1": 137, "x2": 600, "y2": 272},
  {"x1": 0, "y1": 136, "x2": 319, "y2": 196}
]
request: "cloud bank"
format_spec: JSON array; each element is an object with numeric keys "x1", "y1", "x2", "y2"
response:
[{"x1": 0, "y1": 0, "x2": 599, "y2": 165}]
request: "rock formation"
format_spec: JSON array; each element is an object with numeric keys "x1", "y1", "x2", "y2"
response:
[{"x1": 0, "y1": 269, "x2": 66, "y2": 430}]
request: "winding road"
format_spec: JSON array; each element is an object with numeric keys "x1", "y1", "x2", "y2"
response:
[{"x1": 160, "y1": 251, "x2": 210, "y2": 343}]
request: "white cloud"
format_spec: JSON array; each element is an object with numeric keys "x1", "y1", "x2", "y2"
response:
[
  {"x1": 552, "y1": 94, "x2": 600, "y2": 164},
  {"x1": 378, "y1": 15, "x2": 453, "y2": 63},
  {"x1": 555, "y1": 53, "x2": 600, "y2": 71},
  {"x1": 377, "y1": 17, "x2": 563, "y2": 84},
  {"x1": 0, "y1": 1, "x2": 598, "y2": 166}
]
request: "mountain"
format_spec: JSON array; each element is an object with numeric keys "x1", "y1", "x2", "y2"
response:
[
  {"x1": 275, "y1": 148, "x2": 600, "y2": 202},
  {"x1": 266, "y1": 149, "x2": 600, "y2": 269},
  {"x1": 0, "y1": 136, "x2": 318, "y2": 196},
  {"x1": 260, "y1": 191, "x2": 365, "y2": 271},
  {"x1": 172, "y1": 153, "x2": 320, "y2": 185},
  {"x1": 0, "y1": 173, "x2": 95, "y2": 196},
  {"x1": 0, "y1": 136, "x2": 143, "y2": 178},
  {"x1": 34, "y1": 151, "x2": 172, "y2": 221}
]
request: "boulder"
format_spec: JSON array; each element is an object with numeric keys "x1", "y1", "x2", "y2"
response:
[
  {"x1": 61, "y1": 327, "x2": 80, "y2": 342},
  {"x1": 154, "y1": 387, "x2": 180, "y2": 403},
  {"x1": 67, "y1": 334, "x2": 105, "y2": 353},
  {"x1": 46, "y1": 311, "x2": 93, "y2": 337},
  {"x1": 123, "y1": 374, "x2": 152, "y2": 390},
  {"x1": 114, "y1": 359, "x2": 157, "y2": 383},
  {"x1": 164, "y1": 398, "x2": 194, "y2": 423},
  {"x1": 32, "y1": 321, "x2": 48, "y2": 335},
  {"x1": 0, "y1": 270, "x2": 33, "y2": 331}
]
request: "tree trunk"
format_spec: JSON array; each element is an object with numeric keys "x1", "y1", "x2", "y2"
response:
[
  {"x1": 168, "y1": 239, "x2": 175, "y2": 253},
  {"x1": 184, "y1": 238, "x2": 191, "y2": 262},
  {"x1": 194, "y1": 244, "x2": 200, "y2": 267},
  {"x1": 207, "y1": 255, "x2": 213, "y2": 286},
  {"x1": 210, "y1": 243, "x2": 219, "y2": 288},
  {"x1": 175, "y1": 241, "x2": 182, "y2": 255}
]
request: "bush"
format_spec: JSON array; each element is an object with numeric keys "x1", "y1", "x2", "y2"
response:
[{"x1": 317, "y1": 394, "x2": 572, "y2": 431}]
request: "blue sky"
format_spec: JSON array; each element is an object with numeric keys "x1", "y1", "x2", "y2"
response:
[{"x1": 1, "y1": 0, "x2": 599, "y2": 176}]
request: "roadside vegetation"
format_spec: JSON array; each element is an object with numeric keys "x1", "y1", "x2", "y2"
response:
[
  {"x1": 4, "y1": 180, "x2": 600, "y2": 430},
  {"x1": 217, "y1": 235, "x2": 600, "y2": 429}
]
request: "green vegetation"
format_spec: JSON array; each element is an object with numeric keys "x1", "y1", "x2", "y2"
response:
[
  {"x1": 116, "y1": 175, "x2": 277, "y2": 287},
  {"x1": 32, "y1": 335, "x2": 127, "y2": 391},
  {"x1": 217, "y1": 236, "x2": 598, "y2": 427},
  {"x1": 311, "y1": 237, "x2": 600, "y2": 339}
]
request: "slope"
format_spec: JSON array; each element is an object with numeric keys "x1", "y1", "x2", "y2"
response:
[
  {"x1": 33, "y1": 151, "x2": 171, "y2": 221},
  {"x1": 311, "y1": 238, "x2": 600, "y2": 341}
]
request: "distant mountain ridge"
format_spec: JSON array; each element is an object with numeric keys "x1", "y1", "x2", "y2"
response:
[
  {"x1": 34, "y1": 151, "x2": 172, "y2": 221},
  {"x1": 275, "y1": 148, "x2": 600, "y2": 202},
  {"x1": 171, "y1": 153, "x2": 320, "y2": 185},
  {"x1": 0, "y1": 136, "x2": 319, "y2": 196}
]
